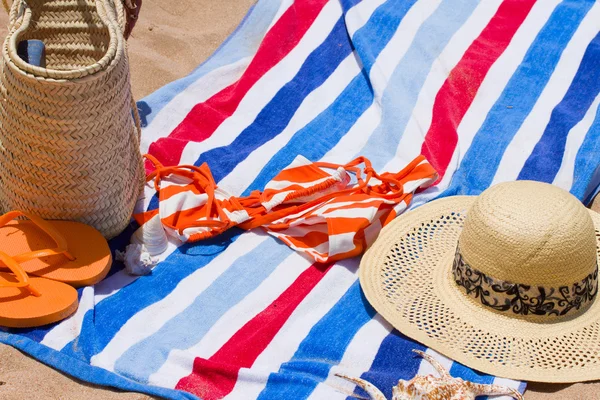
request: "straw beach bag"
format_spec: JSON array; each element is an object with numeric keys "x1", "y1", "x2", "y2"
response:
[{"x1": 0, "y1": 0, "x2": 144, "y2": 238}]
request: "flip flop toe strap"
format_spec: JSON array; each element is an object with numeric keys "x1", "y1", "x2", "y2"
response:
[
  {"x1": 0, "y1": 211, "x2": 75, "y2": 263},
  {"x1": 0, "y1": 251, "x2": 40, "y2": 297}
]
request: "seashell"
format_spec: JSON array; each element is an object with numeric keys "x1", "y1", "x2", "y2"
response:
[
  {"x1": 116, "y1": 243, "x2": 157, "y2": 276},
  {"x1": 336, "y1": 350, "x2": 523, "y2": 400},
  {"x1": 130, "y1": 214, "x2": 168, "y2": 256}
]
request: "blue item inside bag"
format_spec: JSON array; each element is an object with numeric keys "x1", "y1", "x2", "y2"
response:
[{"x1": 17, "y1": 40, "x2": 46, "y2": 67}]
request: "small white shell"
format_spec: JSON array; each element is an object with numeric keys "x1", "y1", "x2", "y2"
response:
[
  {"x1": 131, "y1": 214, "x2": 168, "y2": 256},
  {"x1": 117, "y1": 243, "x2": 157, "y2": 276}
]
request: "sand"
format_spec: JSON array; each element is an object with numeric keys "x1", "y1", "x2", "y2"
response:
[
  {"x1": 0, "y1": 0, "x2": 598, "y2": 398},
  {"x1": 127, "y1": 0, "x2": 257, "y2": 100}
]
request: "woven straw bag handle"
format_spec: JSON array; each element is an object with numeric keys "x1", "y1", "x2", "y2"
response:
[
  {"x1": 2, "y1": 0, "x2": 131, "y2": 31},
  {"x1": 2, "y1": 0, "x2": 142, "y2": 140},
  {"x1": 3, "y1": 0, "x2": 129, "y2": 76}
]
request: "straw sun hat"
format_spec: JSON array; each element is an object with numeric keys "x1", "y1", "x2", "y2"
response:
[{"x1": 360, "y1": 180, "x2": 600, "y2": 383}]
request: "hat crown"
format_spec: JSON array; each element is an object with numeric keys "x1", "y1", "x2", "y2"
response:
[{"x1": 459, "y1": 181, "x2": 597, "y2": 286}]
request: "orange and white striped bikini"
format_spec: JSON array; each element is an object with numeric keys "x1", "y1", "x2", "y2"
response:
[{"x1": 137, "y1": 154, "x2": 437, "y2": 262}]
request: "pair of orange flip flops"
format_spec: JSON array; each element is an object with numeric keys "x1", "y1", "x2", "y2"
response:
[{"x1": 0, "y1": 211, "x2": 112, "y2": 328}]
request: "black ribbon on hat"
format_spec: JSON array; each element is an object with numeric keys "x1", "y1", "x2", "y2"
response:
[{"x1": 452, "y1": 246, "x2": 598, "y2": 317}]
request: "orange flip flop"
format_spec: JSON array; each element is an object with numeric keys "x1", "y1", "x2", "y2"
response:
[
  {"x1": 0, "y1": 251, "x2": 78, "y2": 328},
  {"x1": 0, "y1": 211, "x2": 112, "y2": 288}
]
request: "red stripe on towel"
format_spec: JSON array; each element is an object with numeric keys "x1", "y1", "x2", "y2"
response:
[
  {"x1": 148, "y1": 0, "x2": 330, "y2": 168},
  {"x1": 421, "y1": 0, "x2": 536, "y2": 180},
  {"x1": 175, "y1": 262, "x2": 333, "y2": 399}
]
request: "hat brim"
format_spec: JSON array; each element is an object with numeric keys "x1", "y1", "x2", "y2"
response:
[{"x1": 360, "y1": 195, "x2": 600, "y2": 383}]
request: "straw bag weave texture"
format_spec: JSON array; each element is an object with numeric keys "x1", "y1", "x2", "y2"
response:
[{"x1": 0, "y1": 0, "x2": 144, "y2": 238}]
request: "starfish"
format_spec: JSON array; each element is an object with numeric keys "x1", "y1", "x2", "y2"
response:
[{"x1": 336, "y1": 350, "x2": 523, "y2": 400}]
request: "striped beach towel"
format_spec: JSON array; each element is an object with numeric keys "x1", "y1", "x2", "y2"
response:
[{"x1": 2, "y1": 0, "x2": 600, "y2": 399}]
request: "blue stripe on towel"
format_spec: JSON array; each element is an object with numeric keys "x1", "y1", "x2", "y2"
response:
[{"x1": 450, "y1": 361, "x2": 495, "y2": 384}]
